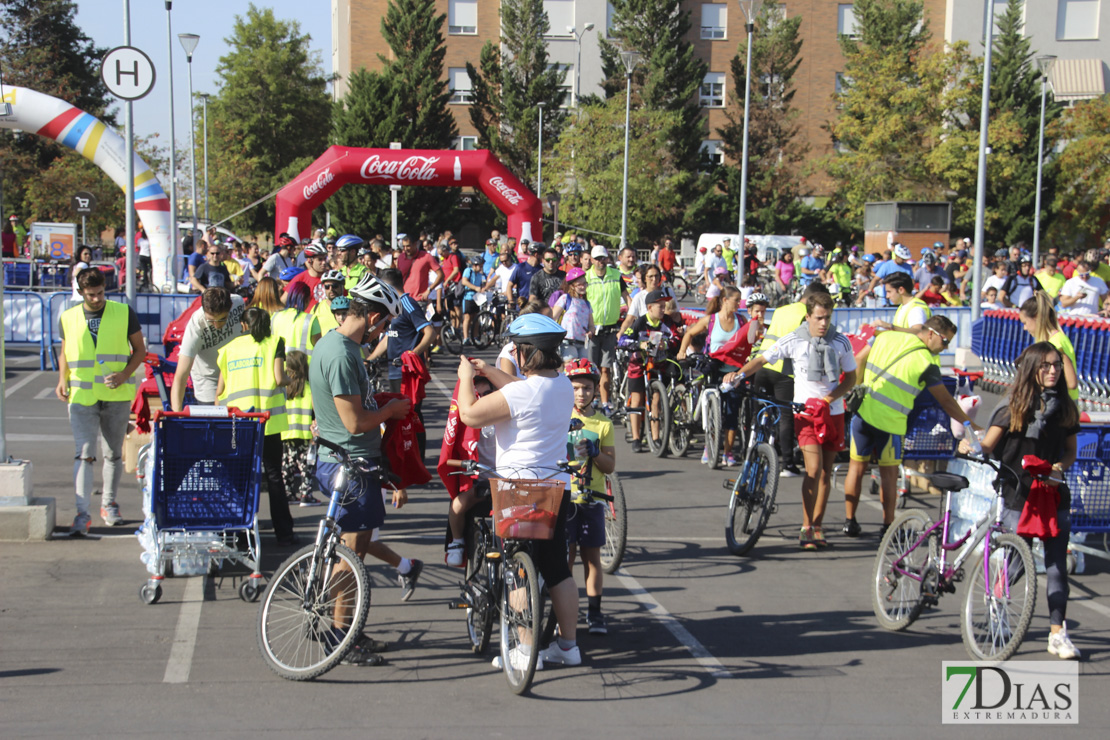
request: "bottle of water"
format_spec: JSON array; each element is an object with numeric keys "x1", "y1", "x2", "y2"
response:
[
  {"x1": 964, "y1": 421, "x2": 982, "y2": 455},
  {"x1": 720, "y1": 381, "x2": 734, "y2": 394},
  {"x1": 306, "y1": 442, "x2": 318, "y2": 468}
]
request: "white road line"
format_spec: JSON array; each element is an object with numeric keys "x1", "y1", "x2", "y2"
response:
[
  {"x1": 4, "y1": 370, "x2": 43, "y2": 398},
  {"x1": 33, "y1": 386, "x2": 56, "y2": 400},
  {"x1": 614, "y1": 570, "x2": 731, "y2": 679},
  {"x1": 163, "y1": 576, "x2": 205, "y2": 684},
  {"x1": 7, "y1": 434, "x2": 73, "y2": 442},
  {"x1": 429, "y1": 370, "x2": 454, "y2": 400}
]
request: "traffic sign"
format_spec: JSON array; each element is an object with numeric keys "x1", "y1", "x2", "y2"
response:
[
  {"x1": 100, "y1": 46, "x2": 156, "y2": 101},
  {"x1": 72, "y1": 191, "x2": 98, "y2": 215}
]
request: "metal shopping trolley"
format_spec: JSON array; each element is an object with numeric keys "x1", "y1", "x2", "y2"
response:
[{"x1": 136, "y1": 407, "x2": 268, "y2": 604}]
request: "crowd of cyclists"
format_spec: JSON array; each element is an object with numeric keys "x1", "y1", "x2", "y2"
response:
[{"x1": 57, "y1": 223, "x2": 1096, "y2": 668}]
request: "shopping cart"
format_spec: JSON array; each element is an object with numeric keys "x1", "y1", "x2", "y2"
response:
[{"x1": 137, "y1": 406, "x2": 268, "y2": 604}]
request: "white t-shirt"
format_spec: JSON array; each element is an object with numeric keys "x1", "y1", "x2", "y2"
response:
[
  {"x1": 626, "y1": 284, "x2": 675, "y2": 320},
  {"x1": 138, "y1": 238, "x2": 151, "y2": 257},
  {"x1": 896, "y1": 304, "x2": 929, "y2": 329},
  {"x1": 497, "y1": 342, "x2": 523, "y2": 379},
  {"x1": 693, "y1": 252, "x2": 706, "y2": 276},
  {"x1": 178, "y1": 294, "x2": 247, "y2": 402},
  {"x1": 980, "y1": 301, "x2": 1004, "y2": 311},
  {"x1": 375, "y1": 253, "x2": 394, "y2": 271},
  {"x1": 495, "y1": 373, "x2": 575, "y2": 487},
  {"x1": 1060, "y1": 275, "x2": 1108, "y2": 315},
  {"x1": 494, "y1": 264, "x2": 515, "y2": 294},
  {"x1": 982, "y1": 274, "x2": 1007, "y2": 296},
  {"x1": 71, "y1": 261, "x2": 90, "y2": 300},
  {"x1": 759, "y1": 328, "x2": 858, "y2": 415},
  {"x1": 263, "y1": 251, "x2": 292, "y2": 280}
]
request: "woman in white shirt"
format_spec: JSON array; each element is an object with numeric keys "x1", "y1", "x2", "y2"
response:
[{"x1": 70, "y1": 245, "x2": 94, "y2": 301}]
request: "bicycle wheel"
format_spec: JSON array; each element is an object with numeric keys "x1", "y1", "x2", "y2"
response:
[
  {"x1": 871, "y1": 509, "x2": 932, "y2": 631},
  {"x1": 694, "y1": 286, "x2": 707, "y2": 305},
  {"x1": 726, "y1": 442, "x2": 779, "y2": 556},
  {"x1": 500, "y1": 550, "x2": 542, "y2": 695},
  {"x1": 705, "y1": 392, "x2": 722, "y2": 470},
  {"x1": 668, "y1": 383, "x2": 692, "y2": 457},
  {"x1": 473, "y1": 311, "x2": 496, "y2": 350},
  {"x1": 257, "y1": 542, "x2": 371, "y2": 681},
  {"x1": 464, "y1": 520, "x2": 495, "y2": 655},
  {"x1": 600, "y1": 473, "x2": 628, "y2": 574},
  {"x1": 670, "y1": 275, "x2": 689, "y2": 302},
  {"x1": 961, "y1": 532, "x2": 1036, "y2": 661},
  {"x1": 442, "y1": 324, "x2": 463, "y2": 355},
  {"x1": 647, "y1": 379, "x2": 671, "y2": 457}
]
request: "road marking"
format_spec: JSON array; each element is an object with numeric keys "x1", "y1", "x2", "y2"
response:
[
  {"x1": 429, "y1": 369, "x2": 454, "y2": 400},
  {"x1": 614, "y1": 570, "x2": 731, "y2": 679},
  {"x1": 4, "y1": 371, "x2": 43, "y2": 398},
  {"x1": 7, "y1": 434, "x2": 74, "y2": 442},
  {"x1": 33, "y1": 386, "x2": 56, "y2": 400},
  {"x1": 163, "y1": 576, "x2": 205, "y2": 684}
]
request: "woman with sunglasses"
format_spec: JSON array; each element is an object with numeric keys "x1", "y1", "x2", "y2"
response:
[{"x1": 973, "y1": 342, "x2": 1082, "y2": 660}]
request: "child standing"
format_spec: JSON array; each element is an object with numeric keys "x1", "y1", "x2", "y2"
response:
[
  {"x1": 552, "y1": 268, "x2": 594, "y2": 361},
  {"x1": 565, "y1": 359, "x2": 617, "y2": 634},
  {"x1": 281, "y1": 350, "x2": 322, "y2": 507}
]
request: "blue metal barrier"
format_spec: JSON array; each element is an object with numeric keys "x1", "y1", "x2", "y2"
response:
[
  {"x1": 759, "y1": 306, "x2": 973, "y2": 357},
  {"x1": 2, "y1": 291, "x2": 50, "y2": 369}
]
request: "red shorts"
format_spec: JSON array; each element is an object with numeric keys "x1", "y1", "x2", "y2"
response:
[{"x1": 794, "y1": 412, "x2": 845, "y2": 451}]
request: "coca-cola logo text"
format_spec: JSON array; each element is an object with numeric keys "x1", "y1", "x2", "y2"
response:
[
  {"x1": 302, "y1": 167, "x2": 334, "y2": 200},
  {"x1": 360, "y1": 154, "x2": 440, "y2": 182},
  {"x1": 488, "y1": 176, "x2": 523, "y2": 206}
]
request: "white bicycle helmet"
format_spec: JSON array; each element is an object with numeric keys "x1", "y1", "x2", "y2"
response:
[
  {"x1": 747, "y1": 292, "x2": 770, "y2": 306},
  {"x1": 320, "y1": 269, "x2": 345, "y2": 284},
  {"x1": 349, "y1": 272, "x2": 402, "y2": 316},
  {"x1": 894, "y1": 243, "x2": 912, "y2": 260}
]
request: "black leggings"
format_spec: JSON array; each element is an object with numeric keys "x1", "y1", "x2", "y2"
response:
[
  {"x1": 1002, "y1": 506, "x2": 1070, "y2": 626},
  {"x1": 533, "y1": 490, "x2": 573, "y2": 588},
  {"x1": 753, "y1": 367, "x2": 796, "y2": 463},
  {"x1": 263, "y1": 433, "x2": 294, "y2": 539}
]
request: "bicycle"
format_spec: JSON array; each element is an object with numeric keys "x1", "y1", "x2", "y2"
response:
[
  {"x1": 256, "y1": 436, "x2": 390, "y2": 681},
  {"x1": 872, "y1": 453, "x2": 1039, "y2": 661},
  {"x1": 622, "y1": 333, "x2": 674, "y2": 457},
  {"x1": 661, "y1": 269, "x2": 690, "y2": 302},
  {"x1": 724, "y1": 386, "x2": 802, "y2": 556},
  {"x1": 668, "y1": 353, "x2": 713, "y2": 458}
]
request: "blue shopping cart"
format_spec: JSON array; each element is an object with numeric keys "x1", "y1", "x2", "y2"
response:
[{"x1": 137, "y1": 407, "x2": 268, "y2": 604}]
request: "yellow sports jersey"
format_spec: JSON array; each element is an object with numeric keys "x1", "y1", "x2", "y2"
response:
[{"x1": 567, "y1": 408, "x2": 614, "y2": 503}]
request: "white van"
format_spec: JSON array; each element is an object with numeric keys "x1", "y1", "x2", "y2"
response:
[{"x1": 688, "y1": 233, "x2": 804, "y2": 265}]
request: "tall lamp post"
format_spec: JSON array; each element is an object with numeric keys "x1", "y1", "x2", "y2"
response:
[
  {"x1": 178, "y1": 33, "x2": 200, "y2": 247},
  {"x1": 970, "y1": 0, "x2": 994, "y2": 323},
  {"x1": 619, "y1": 50, "x2": 642, "y2": 252},
  {"x1": 537, "y1": 101, "x2": 545, "y2": 201},
  {"x1": 736, "y1": 0, "x2": 762, "y2": 250},
  {"x1": 567, "y1": 23, "x2": 595, "y2": 107},
  {"x1": 1032, "y1": 54, "x2": 1056, "y2": 270},
  {"x1": 164, "y1": 1, "x2": 179, "y2": 285},
  {"x1": 200, "y1": 92, "x2": 210, "y2": 224}
]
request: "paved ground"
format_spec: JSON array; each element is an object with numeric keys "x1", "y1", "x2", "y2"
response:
[{"x1": 2, "y1": 344, "x2": 1108, "y2": 738}]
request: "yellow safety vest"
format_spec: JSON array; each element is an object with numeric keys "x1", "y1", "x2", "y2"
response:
[
  {"x1": 893, "y1": 298, "x2": 931, "y2": 329},
  {"x1": 272, "y1": 307, "x2": 319, "y2": 355},
  {"x1": 61, "y1": 300, "x2": 136, "y2": 405},
  {"x1": 758, "y1": 301, "x2": 808, "y2": 374},
  {"x1": 281, "y1": 381, "x2": 313, "y2": 441},
  {"x1": 342, "y1": 263, "x2": 366, "y2": 292},
  {"x1": 313, "y1": 299, "x2": 339, "y2": 336},
  {"x1": 1049, "y1": 330, "x2": 1080, "y2": 402},
  {"x1": 217, "y1": 334, "x2": 288, "y2": 435},
  {"x1": 858, "y1": 331, "x2": 935, "y2": 435}
]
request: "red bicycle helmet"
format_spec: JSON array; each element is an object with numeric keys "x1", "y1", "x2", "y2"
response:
[{"x1": 565, "y1": 358, "x2": 600, "y2": 383}]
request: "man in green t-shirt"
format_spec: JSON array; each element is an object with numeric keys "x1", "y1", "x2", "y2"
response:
[
  {"x1": 1036, "y1": 257, "x2": 1066, "y2": 299},
  {"x1": 585, "y1": 246, "x2": 631, "y2": 414}
]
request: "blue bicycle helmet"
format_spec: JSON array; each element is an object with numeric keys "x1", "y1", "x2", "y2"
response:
[
  {"x1": 279, "y1": 266, "x2": 305, "y2": 281},
  {"x1": 329, "y1": 296, "x2": 350, "y2": 312},
  {"x1": 335, "y1": 234, "x2": 364, "y2": 251},
  {"x1": 565, "y1": 242, "x2": 584, "y2": 254},
  {"x1": 863, "y1": 253, "x2": 878, "y2": 264},
  {"x1": 506, "y1": 314, "x2": 566, "y2": 351}
]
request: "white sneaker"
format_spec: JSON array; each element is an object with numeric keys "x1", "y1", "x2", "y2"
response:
[
  {"x1": 446, "y1": 542, "x2": 465, "y2": 568},
  {"x1": 779, "y1": 466, "x2": 801, "y2": 479},
  {"x1": 539, "y1": 642, "x2": 582, "y2": 666},
  {"x1": 492, "y1": 645, "x2": 542, "y2": 671},
  {"x1": 1047, "y1": 629, "x2": 1081, "y2": 660}
]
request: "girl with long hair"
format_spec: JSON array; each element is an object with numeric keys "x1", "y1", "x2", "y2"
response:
[
  {"x1": 280, "y1": 349, "x2": 320, "y2": 507},
  {"x1": 1019, "y1": 293, "x2": 1079, "y2": 401},
  {"x1": 250, "y1": 276, "x2": 285, "y2": 314}
]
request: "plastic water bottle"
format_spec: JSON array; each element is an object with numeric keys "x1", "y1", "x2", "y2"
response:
[
  {"x1": 964, "y1": 421, "x2": 982, "y2": 455},
  {"x1": 720, "y1": 381, "x2": 735, "y2": 394},
  {"x1": 306, "y1": 442, "x2": 318, "y2": 469}
]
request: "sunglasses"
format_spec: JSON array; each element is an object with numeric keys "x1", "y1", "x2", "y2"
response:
[
  {"x1": 929, "y1": 328, "x2": 951, "y2": 348},
  {"x1": 544, "y1": 257, "x2": 558, "y2": 263}
]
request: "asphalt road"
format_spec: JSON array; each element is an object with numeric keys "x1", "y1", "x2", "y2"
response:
[{"x1": 1, "y1": 344, "x2": 1108, "y2": 738}]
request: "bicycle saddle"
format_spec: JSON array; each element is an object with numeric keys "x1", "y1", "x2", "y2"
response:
[{"x1": 921, "y1": 472, "x2": 969, "y2": 492}]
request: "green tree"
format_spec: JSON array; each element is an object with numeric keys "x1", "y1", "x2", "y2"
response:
[
  {"x1": 716, "y1": 4, "x2": 808, "y2": 234},
  {"x1": 825, "y1": 0, "x2": 944, "y2": 223},
  {"x1": 547, "y1": 99, "x2": 690, "y2": 247},
  {"x1": 1048, "y1": 96, "x2": 1110, "y2": 246},
  {"x1": 465, "y1": 0, "x2": 568, "y2": 188},
  {"x1": 202, "y1": 4, "x2": 330, "y2": 233},
  {"x1": 0, "y1": 0, "x2": 113, "y2": 217},
  {"x1": 329, "y1": 0, "x2": 460, "y2": 236}
]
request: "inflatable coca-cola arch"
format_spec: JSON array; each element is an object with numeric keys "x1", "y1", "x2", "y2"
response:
[{"x1": 274, "y1": 146, "x2": 542, "y2": 244}]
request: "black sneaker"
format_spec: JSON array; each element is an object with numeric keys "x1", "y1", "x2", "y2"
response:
[
  {"x1": 843, "y1": 518, "x2": 862, "y2": 537},
  {"x1": 398, "y1": 559, "x2": 423, "y2": 602},
  {"x1": 340, "y1": 640, "x2": 385, "y2": 667},
  {"x1": 877, "y1": 523, "x2": 890, "y2": 542},
  {"x1": 587, "y1": 612, "x2": 608, "y2": 635},
  {"x1": 630, "y1": 440, "x2": 644, "y2": 454}
]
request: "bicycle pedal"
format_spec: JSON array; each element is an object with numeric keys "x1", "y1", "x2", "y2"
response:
[
  {"x1": 448, "y1": 601, "x2": 470, "y2": 610},
  {"x1": 722, "y1": 479, "x2": 737, "y2": 490},
  {"x1": 942, "y1": 581, "x2": 957, "y2": 595},
  {"x1": 485, "y1": 552, "x2": 501, "y2": 560},
  {"x1": 953, "y1": 568, "x2": 965, "y2": 583}
]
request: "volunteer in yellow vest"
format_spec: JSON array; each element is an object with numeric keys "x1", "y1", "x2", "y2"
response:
[
  {"x1": 55, "y1": 267, "x2": 146, "y2": 534},
  {"x1": 271, "y1": 281, "x2": 322, "y2": 356},
  {"x1": 313, "y1": 269, "x2": 346, "y2": 336},
  {"x1": 1020, "y1": 293, "x2": 1080, "y2": 402},
  {"x1": 751, "y1": 282, "x2": 829, "y2": 477},
  {"x1": 216, "y1": 306, "x2": 297, "y2": 545},
  {"x1": 279, "y1": 349, "x2": 322, "y2": 508},
  {"x1": 842, "y1": 316, "x2": 979, "y2": 537},
  {"x1": 874, "y1": 272, "x2": 931, "y2": 333}
]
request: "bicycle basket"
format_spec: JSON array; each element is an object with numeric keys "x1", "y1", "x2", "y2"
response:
[{"x1": 490, "y1": 478, "x2": 564, "y2": 540}]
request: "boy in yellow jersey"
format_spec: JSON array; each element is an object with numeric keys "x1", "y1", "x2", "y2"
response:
[{"x1": 565, "y1": 359, "x2": 616, "y2": 635}]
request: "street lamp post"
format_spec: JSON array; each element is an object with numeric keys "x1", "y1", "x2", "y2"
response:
[
  {"x1": 567, "y1": 23, "x2": 595, "y2": 107},
  {"x1": 164, "y1": 1, "x2": 179, "y2": 285},
  {"x1": 537, "y1": 102, "x2": 545, "y2": 201},
  {"x1": 178, "y1": 33, "x2": 200, "y2": 248},
  {"x1": 1032, "y1": 55, "x2": 1056, "y2": 270},
  {"x1": 619, "y1": 50, "x2": 642, "y2": 252},
  {"x1": 201, "y1": 93, "x2": 210, "y2": 224},
  {"x1": 971, "y1": 0, "x2": 995, "y2": 323},
  {"x1": 736, "y1": 0, "x2": 762, "y2": 252}
]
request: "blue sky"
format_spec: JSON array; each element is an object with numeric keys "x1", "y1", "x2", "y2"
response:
[{"x1": 75, "y1": 1, "x2": 332, "y2": 146}]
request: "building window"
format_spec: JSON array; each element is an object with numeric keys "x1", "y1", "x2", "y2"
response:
[
  {"x1": 835, "y1": 72, "x2": 850, "y2": 95},
  {"x1": 607, "y1": 2, "x2": 617, "y2": 37},
  {"x1": 761, "y1": 73, "x2": 784, "y2": 103},
  {"x1": 457, "y1": 136, "x2": 478, "y2": 151},
  {"x1": 701, "y1": 3, "x2": 727, "y2": 39},
  {"x1": 764, "y1": 3, "x2": 785, "y2": 30},
  {"x1": 550, "y1": 64, "x2": 573, "y2": 106},
  {"x1": 448, "y1": 0, "x2": 478, "y2": 35},
  {"x1": 1057, "y1": 0, "x2": 1100, "y2": 40},
  {"x1": 700, "y1": 140, "x2": 725, "y2": 170},
  {"x1": 699, "y1": 72, "x2": 726, "y2": 108},
  {"x1": 838, "y1": 4, "x2": 858, "y2": 38},
  {"x1": 544, "y1": 0, "x2": 574, "y2": 37},
  {"x1": 449, "y1": 68, "x2": 473, "y2": 104}
]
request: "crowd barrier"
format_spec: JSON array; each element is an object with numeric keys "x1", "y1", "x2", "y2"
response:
[
  {"x1": 1, "y1": 291, "x2": 50, "y2": 369},
  {"x1": 972, "y1": 308, "x2": 1110, "y2": 411}
]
